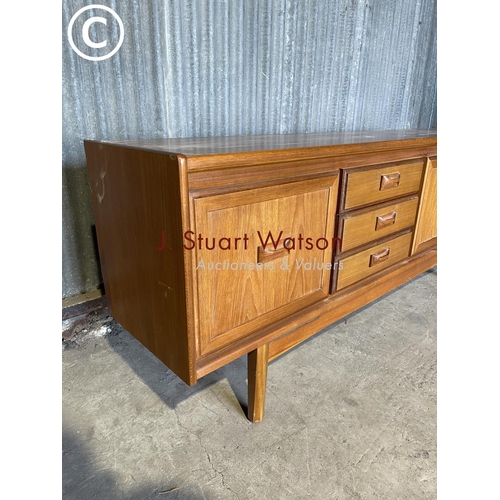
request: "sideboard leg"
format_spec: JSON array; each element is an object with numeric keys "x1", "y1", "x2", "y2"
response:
[{"x1": 247, "y1": 343, "x2": 269, "y2": 423}]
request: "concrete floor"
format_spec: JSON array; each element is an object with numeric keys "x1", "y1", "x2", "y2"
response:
[{"x1": 62, "y1": 268, "x2": 436, "y2": 500}]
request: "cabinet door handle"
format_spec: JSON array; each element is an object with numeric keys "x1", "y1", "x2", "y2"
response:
[
  {"x1": 375, "y1": 211, "x2": 397, "y2": 230},
  {"x1": 369, "y1": 247, "x2": 390, "y2": 267},
  {"x1": 380, "y1": 172, "x2": 401, "y2": 190},
  {"x1": 257, "y1": 238, "x2": 292, "y2": 264}
]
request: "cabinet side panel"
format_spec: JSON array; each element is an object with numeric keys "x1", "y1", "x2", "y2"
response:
[{"x1": 84, "y1": 142, "x2": 194, "y2": 384}]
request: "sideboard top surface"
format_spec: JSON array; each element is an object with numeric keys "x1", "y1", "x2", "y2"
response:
[
  {"x1": 86, "y1": 129, "x2": 436, "y2": 171},
  {"x1": 94, "y1": 129, "x2": 436, "y2": 155}
]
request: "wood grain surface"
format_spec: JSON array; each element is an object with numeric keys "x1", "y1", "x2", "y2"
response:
[
  {"x1": 247, "y1": 343, "x2": 269, "y2": 423},
  {"x1": 84, "y1": 131, "x2": 437, "y2": 409},
  {"x1": 193, "y1": 176, "x2": 339, "y2": 355},
  {"x1": 336, "y1": 232, "x2": 413, "y2": 290},
  {"x1": 84, "y1": 142, "x2": 196, "y2": 384},
  {"x1": 100, "y1": 129, "x2": 436, "y2": 171},
  {"x1": 339, "y1": 197, "x2": 419, "y2": 252},
  {"x1": 412, "y1": 157, "x2": 437, "y2": 255},
  {"x1": 343, "y1": 160, "x2": 424, "y2": 210}
]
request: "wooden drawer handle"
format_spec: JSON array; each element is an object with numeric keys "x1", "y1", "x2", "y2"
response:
[
  {"x1": 380, "y1": 172, "x2": 401, "y2": 190},
  {"x1": 375, "y1": 211, "x2": 397, "y2": 230},
  {"x1": 257, "y1": 238, "x2": 291, "y2": 264},
  {"x1": 369, "y1": 247, "x2": 390, "y2": 267}
]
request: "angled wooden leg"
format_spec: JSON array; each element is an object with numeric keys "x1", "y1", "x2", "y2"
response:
[{"x1": 247, "y1": 343, "x2": 269, "y2": 423}]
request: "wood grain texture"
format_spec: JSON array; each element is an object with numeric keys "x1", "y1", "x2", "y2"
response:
[
  {"x1": 84, "y1": 142, "x2": 195, "y2": 385},
  {"x1": 247, "y1": 343, "x2": 269, "y2": 423},
  {"x1": 380, "y1": 172, "x2": 401, "y2": 190},
  {"x1": 188, "y1": 145, "x2": 436, "y2": 192},
  {"x1": 369, "y1": 247, "x2": 391, "y2": 266},
  {"x1": 268, "y1": 250, "x2": 437, "y2": 361},
  {"x1": 375, "y1": 211, "x2": 397, "y2": 230},
  {"x1": 343, "y1": 160, "x2": 424, "y2": 210},
  {"x1": 336, "y1": 232, "x2": 413, "y2": 290},
  {"x1": 195, "y1": 249, "x2": 437, "y2": 373},
  {"x1": 193, "y1": 176, "x2": 339, "y2": 356},
  {"x1": 412, "y1": 157, "x2": 437, "y2": 255},
  {"x1": 84, "y1": 130, "x2": 438, "y2": 419},
  {"x1": 339, "y1": 197, "x2": 418, "y2": 252},
  {"x1": 105, "y1": 129, "x2": 436, "y2": 171}
]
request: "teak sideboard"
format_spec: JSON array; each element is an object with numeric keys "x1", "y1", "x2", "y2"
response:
[{"x1": 84, "y1": 129, "x2": 437, "y2": 422}]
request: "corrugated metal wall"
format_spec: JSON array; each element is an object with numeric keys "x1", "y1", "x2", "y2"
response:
[{"x1": 62, "y1": 0, "x2": 437, "y2": 299}]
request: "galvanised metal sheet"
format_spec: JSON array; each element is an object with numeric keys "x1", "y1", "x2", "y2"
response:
[{"x1": 62, "y1": 0, "x2": 437, "y2": 298}]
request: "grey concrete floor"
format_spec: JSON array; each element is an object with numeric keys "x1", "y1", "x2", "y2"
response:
[{"x1": 62, "y1": 268, "x2": 436, "y2": 500}]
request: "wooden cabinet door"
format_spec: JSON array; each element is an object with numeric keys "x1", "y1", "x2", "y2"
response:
[
  {"x1": 411, "y1": 157, "x2": 437, "y2": 255},
  {"x1": 191, "y1": 176, "x2": 338, "y2": 355}
]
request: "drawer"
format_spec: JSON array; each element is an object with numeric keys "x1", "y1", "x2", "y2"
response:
[
  {"x1": 339, "y1": 197, "x2": 418, "y2": 252},
  {"x1": 343, "y1": 160, "x2": 424, "y2": 210},
  {"x1": 336, "y1": 232, "x2": 412, "y2": 290}
]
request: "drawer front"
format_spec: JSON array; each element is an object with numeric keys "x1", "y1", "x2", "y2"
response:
[
  {"x1": 336, "y1": 233, "x2": 412, "y2": 290},
  {"x1": 340, "y1": 197, "x2": 418, "y2": 252},
  {"x1": 192, "y1": 176, "x2": 338, "y2": 356},
  {"x1": 343, "y1": 160, "x2": 424, "y2": 210}
]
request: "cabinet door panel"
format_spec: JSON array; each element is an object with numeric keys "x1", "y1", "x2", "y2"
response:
[
  {"x1": 411, "y1": 157, "x2": 437, "y2": 254},
  {"x1": 192, "y1": 176, "x2": 338, "y2": 355}
]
